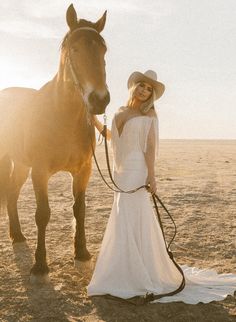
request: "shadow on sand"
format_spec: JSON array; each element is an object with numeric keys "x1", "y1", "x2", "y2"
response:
[
  {"x1": 6, "y1": 241, "x2": 87, "y2": 322},
  {"x1": 90, "y1": 294, "x2": 236, "y2": 322}
]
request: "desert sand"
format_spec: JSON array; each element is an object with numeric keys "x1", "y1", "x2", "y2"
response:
[{"x1": 0, "y1": 140, "x2": 235, "y2": 322}]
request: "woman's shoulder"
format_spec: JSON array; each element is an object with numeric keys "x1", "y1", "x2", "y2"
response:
[
  {"x1": 142, "y1": 110, "x2": 158, "y2": 126},
  {"x1": 113, "y1": 106, "x2": 127, "y2": 122},
  {"x1": 116, "y1": 106, "x2": 127, "y2": 115},
  {"x1": 145, "y1": 109, "x2": 157, "y2": 119}
]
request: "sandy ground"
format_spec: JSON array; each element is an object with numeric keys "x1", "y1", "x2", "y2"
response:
[{"x1": 0, "y1": 140, "x2": 236, "y2": 322}]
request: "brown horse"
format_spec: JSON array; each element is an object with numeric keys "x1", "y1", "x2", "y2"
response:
[{"x1": 0, "y1": 4, "x2": 110, "y2": 282}]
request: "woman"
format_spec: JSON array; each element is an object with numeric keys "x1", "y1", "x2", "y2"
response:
[{"x1": 87, "y1": 70, "x2": 236, "y2": 304}]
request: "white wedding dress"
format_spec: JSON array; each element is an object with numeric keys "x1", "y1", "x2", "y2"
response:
[{"x1": 87, "y1": 115, "x2": 236, "y2": 304}]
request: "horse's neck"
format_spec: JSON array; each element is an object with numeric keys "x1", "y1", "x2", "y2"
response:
[
  {"x1": 45, "y1": 75, "x2": 87, "y2": 125},
  {"x1": 56, "y1": 53, "x2": 86, "y2": 115}
]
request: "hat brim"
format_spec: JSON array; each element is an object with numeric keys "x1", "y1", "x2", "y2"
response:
[{"x1": 127, "y1": 71, "x2": 165, "y2": 100}]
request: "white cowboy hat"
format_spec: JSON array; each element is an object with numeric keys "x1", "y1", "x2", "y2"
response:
[{"x1": 127, "y1": 70, "x2": 165, "y2": 100}]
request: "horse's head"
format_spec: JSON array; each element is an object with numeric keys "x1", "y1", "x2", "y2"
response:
[{"x1": 61, "y1": 4, "x2": 110, "y2": 115}]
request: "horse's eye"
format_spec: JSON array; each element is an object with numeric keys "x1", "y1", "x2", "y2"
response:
[{"x1": 71, "y1": 47, "x2": 78, "y2": 53}]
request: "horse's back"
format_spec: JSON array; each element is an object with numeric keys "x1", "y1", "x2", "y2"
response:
[
  {"x1": 0, "y1": 87, "x2": 38, "y2": 160},
  {"x1": 0, "y1": 86, "x2": 37, "y2": 107}
]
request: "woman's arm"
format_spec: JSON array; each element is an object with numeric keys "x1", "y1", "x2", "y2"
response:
[
  {"x1": 91, "y1": 115, "x2": 112, "y2": 141},
  {"x1": 144, "y1": 121, "x2": 157, "y2": 194}
]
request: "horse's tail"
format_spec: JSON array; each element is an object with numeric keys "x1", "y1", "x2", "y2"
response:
[{"x1": 0, "y1": 155, "x2": 12, "y2": 215}]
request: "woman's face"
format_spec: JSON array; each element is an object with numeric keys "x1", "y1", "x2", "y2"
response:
[{"x1": 134, "y1": 82, "x2": 153, "y2": 102}]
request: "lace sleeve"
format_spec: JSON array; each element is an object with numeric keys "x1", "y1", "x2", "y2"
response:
[
  {"x1": 141, "y1": 117, "x2": 159, "y2": 158},
  {"x1": 110, "y1": 117, "x2": 116, "y2": 151}
]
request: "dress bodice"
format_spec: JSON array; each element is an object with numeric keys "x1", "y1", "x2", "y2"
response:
[{"x1": 111, "y1": 115, "x2": 159, "y2": 173}]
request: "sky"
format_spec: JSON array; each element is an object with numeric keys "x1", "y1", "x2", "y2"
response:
[{"x1": 0, "y1": 0, "x2": 236, "y2": 139}]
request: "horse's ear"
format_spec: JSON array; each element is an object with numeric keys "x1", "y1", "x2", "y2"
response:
[
  {"x1": 66, "y1": 4, "x2": 78, "y2": 30},
  {"x1": 94, "y1": 11, "x2": 107, "y2": 33}
]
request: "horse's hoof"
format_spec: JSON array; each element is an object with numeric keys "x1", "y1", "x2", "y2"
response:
[
  {"x1": 11, "y1": 234, "x2": 27, "y2": 244},
  {"x1": 30, "y1": 262, "x2": 49, "y2": 283},
  {"x1": 30, "y1": 273, "x2": 50, "y2": 284},
  {"x1": 74, "y1": 259, "x2": 93, "y2": 271},
  {"x1": 75, "y1": 248, "x2": 92, "y2": 261}
]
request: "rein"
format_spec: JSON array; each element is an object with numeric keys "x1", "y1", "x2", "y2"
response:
[{"x1": 90, "y1": 115, "x2": 186, "y2": 305}]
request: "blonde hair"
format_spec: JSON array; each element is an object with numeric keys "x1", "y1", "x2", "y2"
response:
[{"x1": 126, "y1": 82, "x2": 155, "y2": 114}]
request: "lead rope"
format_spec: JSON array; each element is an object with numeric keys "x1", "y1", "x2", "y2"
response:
[{"x1": 90, "y1": 114, "x2": 185, "y2": 305}]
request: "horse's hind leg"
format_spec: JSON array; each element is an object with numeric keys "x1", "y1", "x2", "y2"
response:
[
  {"x1": 0, "y1": 155, "x2": 12, "y2": 212},
  {"x1": 71, "y1": 165, "x2": 92, "y2": 267},
  {"x1": 7, "y1": 162, "x2": 30, "y2": 243}
]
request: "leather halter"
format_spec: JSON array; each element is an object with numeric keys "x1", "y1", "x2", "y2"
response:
[
  {"x1": 64, "y1": 27, "x2": 101, "y2": 124},
  {"x1": 65, "y1": 27, "x2": 99, "y2": 91}
]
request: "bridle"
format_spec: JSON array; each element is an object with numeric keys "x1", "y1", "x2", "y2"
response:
[
  {"x1": 65, "y1": 26, "x2": 99, "y2": 90},
  {"x1": 64, "y1": 27, "x2": 105, "y2": 124}
]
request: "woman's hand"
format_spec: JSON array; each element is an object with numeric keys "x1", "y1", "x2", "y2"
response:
[
  {"x1": 90, "y1": 114, "x2": 112, "y2": 140},
  {"x1": 146, "y1": 176, "x2": 157, "y2": 195},
  {"x1": 90, "y1": 114, "x2": 103, "y2": 132},
  {"x1": 90, "y1": 114, "x2": 98, "y2": 126}
]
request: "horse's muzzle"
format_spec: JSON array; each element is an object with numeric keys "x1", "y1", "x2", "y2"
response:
[{"x1": 89, "y1": 90, "x2": 110, "y2": 114}]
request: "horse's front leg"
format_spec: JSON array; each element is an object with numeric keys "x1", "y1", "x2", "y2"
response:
[
  {"x1": 30, "y1": 167, "x2": 51, "y2": 283},
  {"x1": 71, "y1": 164, "x2": 92, "y2": 267}
]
